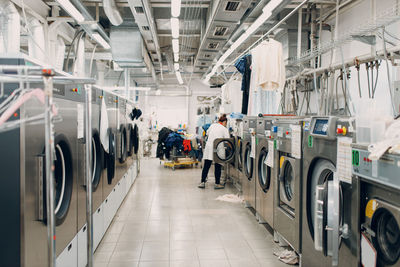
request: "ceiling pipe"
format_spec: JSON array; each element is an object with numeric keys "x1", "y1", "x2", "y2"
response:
[
  {"x1": 0, "y1": 0, "x2": 20, "y2": 54},
  {"x1": 69, "y1": 0, "x2": 110, "y2": 43},
  {"x1": 103, "y1": 0, "x2": 123, "y2": 26}
]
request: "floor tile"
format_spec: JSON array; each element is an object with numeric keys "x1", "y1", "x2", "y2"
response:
[{"x1": 197, "y1": 248, "x2": 227, "y2": 260}]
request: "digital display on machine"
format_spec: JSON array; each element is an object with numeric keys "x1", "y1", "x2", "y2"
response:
[{"x1": 313, "y1": 119, "x2": 329, "y2": 135}]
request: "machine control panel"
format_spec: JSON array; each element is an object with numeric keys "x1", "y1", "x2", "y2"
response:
[
  {"x1": 352, "y1": 148, "x2": 400, "y2": 190},
  {"x1": 310, "y1": 116, "x2": 338, "y2": 140}
]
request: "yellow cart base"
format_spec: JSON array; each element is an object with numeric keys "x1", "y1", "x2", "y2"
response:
[{"x1": 162, "y1": 158, "x2": 200, "y2": 171}]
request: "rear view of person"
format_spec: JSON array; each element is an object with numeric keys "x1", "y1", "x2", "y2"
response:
[{"x1": 198, "y1": 114, "x2": 230, "y2": 189}]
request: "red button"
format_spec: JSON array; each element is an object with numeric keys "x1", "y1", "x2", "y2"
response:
[
  {"x1": 364, "y1": 157, "x2": 366, "y2": 161},
  {"x1": 337, "y1": 128, "x2": 343, "y2": 134},
  {"x1": 286, "y1": 131, "x2": 289, "y2": 135}
]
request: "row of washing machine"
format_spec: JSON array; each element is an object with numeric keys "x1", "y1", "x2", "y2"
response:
[
  {"x1": 213, "y1": 115, "x2": 400, "y2": 267},
  {"x1": 0, "y1": 65, "x2": 140, "y2": 266}
]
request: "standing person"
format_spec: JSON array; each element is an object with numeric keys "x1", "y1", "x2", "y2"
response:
[{"x1": 198, "y1": 114, "x2": 230, "y2": 189}]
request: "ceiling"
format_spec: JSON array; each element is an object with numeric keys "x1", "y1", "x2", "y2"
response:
[{"x1": 46, "y1": 0, "x2": 338, "y2": 87}]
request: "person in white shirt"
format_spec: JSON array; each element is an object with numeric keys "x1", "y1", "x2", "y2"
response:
[{"x1": 198, "y1": 114, "x2": 230, "y2": 189}]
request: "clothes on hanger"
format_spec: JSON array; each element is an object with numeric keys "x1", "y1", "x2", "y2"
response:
[
  {"x1": 234, "y1": 54, "x2": 252, "y2": 114},
  {"x1": 251, "y1": 39, "x2": 285, "y2": 92}
]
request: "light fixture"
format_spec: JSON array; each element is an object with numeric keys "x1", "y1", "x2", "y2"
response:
[
  {"x1": 156, "y1": 89, "x2": 162, "y2": 95},
  {"x1": 172, "y1": 39, "x2": 179, "y2": 53},
  {"x1": 56, "y1": 0, "x2": 85, "y2": 23},
  {"x1": 91, "y1": 33, "x2": 111, "y2": 49},
  {"x1": 176, "y1": 71, "x2": 183, "y2": 84},
  {"x1": 98, "y1": 86, "x2": 151, "y2": 91},
  {"x1": 171, "y1": 0, "x2": 181, "y2": 17},
  {"x1": 205, "y1": 0, "x2": 283, "y2": 80},
  {"x1": 171, "y1": 18, "x2": 180, "y2": 39},
  {"x1": 174, "y1": 53, "x2": 179, "y2": 62},
  {"x1": 174, "y1": 63, "x2": 179, "y2": 71}
]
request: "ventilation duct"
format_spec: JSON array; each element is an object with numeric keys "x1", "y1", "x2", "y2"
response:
[
  {"x1": 28, "y1": 18, "x2": 46, "y2": 62},
  {"x1": 0, "y1": 0, "x2": 20, "y2": 54},
  {"x1": 110, "y1": 25, "x2": 151, "y2": 69},
  {"x1": 103, "y1": 0, "x2": 123, "y2": 26}
]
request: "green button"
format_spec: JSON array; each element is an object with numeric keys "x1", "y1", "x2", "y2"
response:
[{"x1": 308, "y1": 136, "x2": 313, "y2": 148}]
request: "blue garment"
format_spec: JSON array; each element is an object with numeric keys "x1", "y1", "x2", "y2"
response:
[
  {"x1": 229, "y1": 112, "x2": 244, "y2": 119},
  {"x1": 165, "y1": 132, "x2": 184, "y2": 151},
  {"x1": 235, "y1": 54, "x2": 251, "y2": 114}
]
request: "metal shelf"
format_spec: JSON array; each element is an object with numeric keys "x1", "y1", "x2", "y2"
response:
[{"x1": 288, "y1": 2, "x2": 400, "y2": 66}]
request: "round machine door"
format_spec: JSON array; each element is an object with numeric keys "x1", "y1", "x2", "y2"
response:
[
  {"x1": 214, "y1": 139, "x2": 235, "y2": 162},
  {"x1": 42, "y1": 134, "x2": 74, "y2": 226},
  {"x1": 279, "y1": 158, "x2": 295, "y2": 206},
  {"x1": 258, "y1": 148, "x2": 271, "y2": 192},
  {"x1": 244, "y1": 143, "x2": 253, "y2": 179},
  {"x1": 127, "y1": 124, "x2": 134, "y2": 157},
  {"x1": 237, "y1": 138, "x2": 243, "y2": 171},
  {"x1": 107, "y1": 128, "x2": 116, "y2": 184},
  {"x1": 91, "y1": 130, "x2": 103, "y2": 192},
  {"x1": 133, "y1": 124, "x2": 139, "y2": 155},
  {"x1": 119, "y1": 124, "x2": 127, "y2": 163},
  {"x1": 370, "y1": 203, "x2": 400, "y2": 265},
  {"x1": 310, "y1": 159, "x2": 344, "y2": 260}
]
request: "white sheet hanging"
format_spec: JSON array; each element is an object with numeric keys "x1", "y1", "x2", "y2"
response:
[
  {"x1": 251, "y1": 39, "x2": 285, "y2": 92},
  {"x1": 100, "y1": 98, "x2": 109, "y2": 153}
]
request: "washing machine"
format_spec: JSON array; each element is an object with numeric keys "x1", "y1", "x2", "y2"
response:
[
  {"x1": 76, "y1": 87, "x2": 104, "y2": 233},
  {"x1": 353, "y1": 146, "x2": 400, "y2": 267},
  {"x1": 103, "y1": 92, "x2": 118, "y2": 199},
  {"x1": 272, "y1": 117, "x2": 305, "y2": 252},
  {"x1": 115, "y1": 96, "x2": 128, "y2": 183},
  {"x1": 301, "y1": 116, "x2": 359, "y2": 267},
  {"x1": 0, "y1": 73, "x2": 83, "y2": 266},
  {"x1": 242, "y1": 116, "x2": 257, "y2": 209},
  {"x1": 255, "y1": 117, "x2": 276, "y2": 227}
]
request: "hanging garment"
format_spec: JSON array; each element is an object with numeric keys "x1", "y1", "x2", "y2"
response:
[
  {"x1": 235, "y1": 55, "x2": 252, "y2": 114},
  {"x1": 203, "y1": 123, "x2": 230, "y2": 161},
  {"x1": 156, "y1": 127, "x2": 173, "y2": 159},
  {"x1": 251, "y1": 39, "x2": 285, "y2": 92}
]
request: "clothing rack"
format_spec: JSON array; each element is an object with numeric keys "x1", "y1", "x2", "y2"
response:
[{"x1": 214, "y1": 0, "x2": 310, "y2": 78}]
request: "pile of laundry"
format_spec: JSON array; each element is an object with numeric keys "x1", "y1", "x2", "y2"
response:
[
  {"x1": 215, "y1": 194, "x2": 244, "y2": 204},
  {"x1": 273, "y1": 249, "x2": 299, "y2": 265}
]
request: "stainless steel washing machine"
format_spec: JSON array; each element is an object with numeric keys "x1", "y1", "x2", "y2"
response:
[
  {"x1": 272, "y1": 117, "x2": 304, "y2": 253},
  {"x1": 212, "y1": 137, "x2": 236, "y2": 173},
  {"x1": 115, "y1": 96, "x2": 128, "y2": 183},
  {"x1": 103, "y1": 92, "x2": 118, "y2": 199},
  {"x1": 301, "y1": 116, "x2": 358, "y2": 267},
  {"x1": 353, "y1": 146, "x2": 400, "y2": 267},
  {"x1": 77, "y1": 87, "x2": 104, "y2": 232},
  {"x1": 0, "y1": 74, "x2": 82, "y2": 266},
  {"x1": 255, "y1": 117, "x2": 276, "y2": 227},
  {"x1": 242, "y1": 116, "x2": 258, "y2": 209}
]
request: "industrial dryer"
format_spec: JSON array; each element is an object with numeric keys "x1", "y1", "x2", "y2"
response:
[
  {"x1": 103, "y1": 92, "x2": 118, "y2": 199},
  {"x1": 77, "y1": 87, "x2": 104, "y2": 232},
  {"x1": 255, "y1": 117, "x2": 276, "y2": 227},
  {"x1": 115, "y1": 96, "x2": 128, "y2": 183},
  {"x1": 242, "y1": 116, "x2": 258, "y2": 209},
  {"x1": 301, "y1": 116, "x2": 359, "y2": 267},
  {"x1": 0, "y1": 73, "x2": 84, "y2": 266},
  {"x1": 272, "y1": 117, "x2": 304, "y2": 253},
  {"x1": 353, "y1": 146, "x2": 400, "y2": 267},
  {"x1": 212, "y1": 137, "x2": 236, "y2": 173}
]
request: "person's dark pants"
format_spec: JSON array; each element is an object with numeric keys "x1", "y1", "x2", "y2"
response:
[{"x1": 201, "y1": 159, "x2": 222, "y2": 184}]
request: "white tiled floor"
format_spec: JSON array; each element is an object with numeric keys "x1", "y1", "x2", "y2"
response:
[{"x1": 94, "y1": 158, "x2": 288, "y2": 267}]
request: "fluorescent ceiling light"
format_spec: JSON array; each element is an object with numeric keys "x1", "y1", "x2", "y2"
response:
[
  {"x1": 176, "y1": 71, "x2": 184, "y2": 84},
  {"x1": 91, "y1": 33, "x2": 111, "y2": 49},
  {"x1": 172, "y1": 39, "x2": 179, "y2": 53},
  {"x1": 171, "y1": 18, "x2": 180, "y2": 39},
  {"x1": 204, "y1": 0, "x2": 280, "y2": 80},
  {"x1": 100, "y1": 86, "x2": 151, "y2": 91},
  {"x1": 174, "y1": 63, "x2": 179, "y2": 71},
  {"x1": 174, "y1": 53, "x2": 179, "y2": 62},
  {"x1": 171, "y1": 0, "x2": 181, "y2": 17},
  {"x1": 57, "y1": 0, "x2": 85, "y2": 23},
  {"x1": 262, "y1": 0, "x2": 283, "y2": 14}
]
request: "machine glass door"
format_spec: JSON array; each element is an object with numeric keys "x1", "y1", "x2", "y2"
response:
[
  {"x1": 43, "y1": 134, "x2": 74, "y2": 226},
  {"x1": 244, "y1": 143, "x2": 253, "y2": 180},
  {"x1": 279, "y1": 157, "x2": 297, "y2": 207},
  {"x1": 258, "y1": 148, "x2": 271, "y2": 192},
  {"x1": 107, "y1": 128, "x2": 116, "y2": 184},
  {"x1": 213, "y1": 138, "x2": 235, "y2": 164},
  {"x1": 91, "y1": 130, "x2": 103, "y2": 191},
  {"x1": 237, "y1": 138, "x2": 243, "y2": 172},
  {"x1": 369, "y1": 200, "x2": 400, "y2": 265}
]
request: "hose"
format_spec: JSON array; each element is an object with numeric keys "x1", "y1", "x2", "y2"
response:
[
  {"x1": 356, "y1": 65, "x2": 362, "y2": 98},
  {"x1": 372, "y1": 60, "x2": 381, "y2": 98},
  {"x1": 366, "y1": 63, "x2": 371, "y2": 98},
  {"x1": 65, "y1": 30, "x2": 84, "y2": 73},
  {"x1": 382, "y1": 28, "x2": 397, "y2": 116}
]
